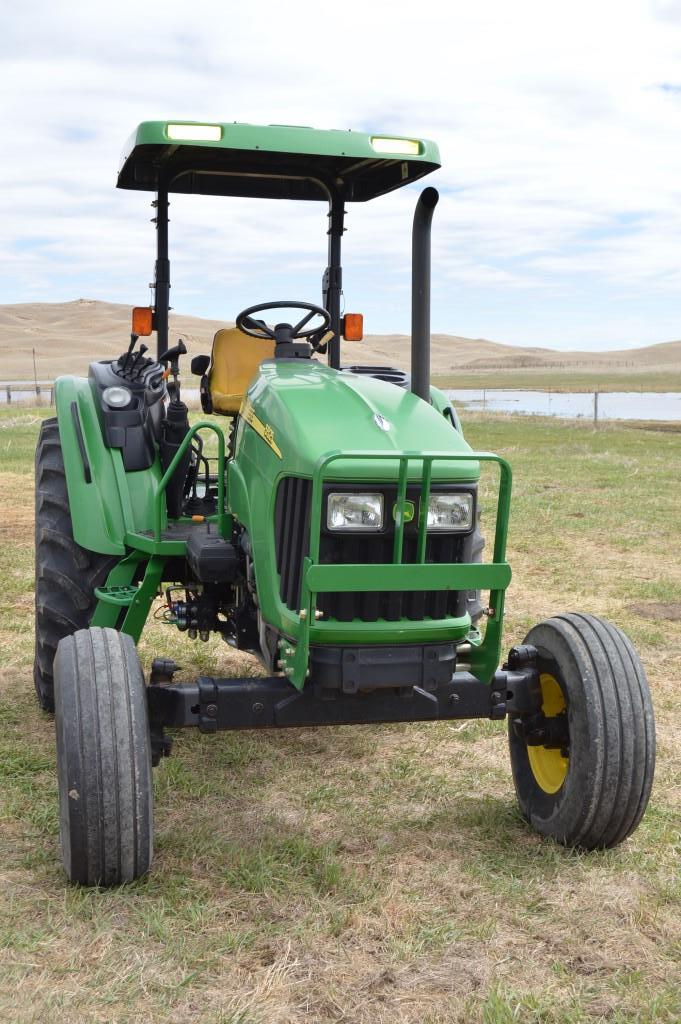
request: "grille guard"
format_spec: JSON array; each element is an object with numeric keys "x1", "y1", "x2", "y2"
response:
[{"x1": 279, "y1": 449, "x2": 512, "y2": 689}]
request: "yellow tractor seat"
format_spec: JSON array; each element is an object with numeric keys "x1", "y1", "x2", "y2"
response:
[{"x1": 206, "y1": 327, "x2": 275, "y2": 415}]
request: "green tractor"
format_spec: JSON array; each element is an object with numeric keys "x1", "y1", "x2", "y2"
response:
[{"x1": 35, "y1": 121, "x2": 655, "y2": 886}]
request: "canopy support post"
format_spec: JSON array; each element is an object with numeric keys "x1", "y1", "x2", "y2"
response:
[
  {"x1": 324, "y1": 194, "x2": 345, "y2": 370},
  {"x1": 153, "y1": 189, "x2": 170, "y2": 361}
]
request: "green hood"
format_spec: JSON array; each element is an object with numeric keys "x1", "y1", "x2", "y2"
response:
[{"x1": 247, "y1": 361, "x2": 478, "y2": 482}]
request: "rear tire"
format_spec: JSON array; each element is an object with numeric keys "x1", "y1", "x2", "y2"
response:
[
  {"x1": 508, "y1": 613, "x2": 655, "y2": 850},
  {"x1": 34, "y1": 417, "x2": 117, "y2": 711},
  {"x1": 54, "y1": 627, "x2": 153, "y2": 886}
]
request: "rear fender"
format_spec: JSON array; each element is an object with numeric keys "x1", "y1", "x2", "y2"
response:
[{"x1": 54, "y1": 376, "x2": 164, "y2": 556}]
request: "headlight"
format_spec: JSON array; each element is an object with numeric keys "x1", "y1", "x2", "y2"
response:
[
  {"x1": 102, "y1": 385, "x2": 132, "y2": 409},
  {"x1": 427, "y1": 492, "x2": 473, "y2": 531},
  {"x1": 327, "y1": 493, "x2": 384, "y2": 531}
]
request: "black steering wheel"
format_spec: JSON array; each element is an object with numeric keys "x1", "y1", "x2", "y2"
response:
[{"x1": 236, "y1": 301, "x2": 331, "y2": 343}]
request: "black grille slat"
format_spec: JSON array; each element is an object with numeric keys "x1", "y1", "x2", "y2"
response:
[
  {"x1": 286, "y1": 479, "x2": 307, "y2": 609},
  {"x1": 275, "y1": 476, "x2": 312, "y2": 611},
  {"x1": 274, "y1": 477, "x2": 290, "y2": 574},
  {"x1": 403, "y1": 537, "x2": 420, "y2": 620},
  {"x1": 361, "y1": 538, "x2": 382, "y2": 621},
  {"x1": 283, "y1": 480, "x2": 301, "y2": 608},
  {"x1": 337, "y1": 536, "x2": 359, "y2": 621}
]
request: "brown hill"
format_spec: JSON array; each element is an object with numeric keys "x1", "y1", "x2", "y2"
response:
[
  {"x1": 0, "y1": 300, "x2": 228, "y2": 381},
  {"x1": 1, "y1": 299, "x2": 679, "y2": 381}
]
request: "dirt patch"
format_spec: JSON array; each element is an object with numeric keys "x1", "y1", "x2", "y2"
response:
[
  {"x1": 627, "y1": 422, "x2": 681, "y2": 434},
  {"x1": 626, "y1": 601, "x2": 681, "y2": 622}
]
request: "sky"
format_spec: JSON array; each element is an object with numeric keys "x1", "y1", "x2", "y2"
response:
[{"x1": 2, "y1": 0, "x2": 681, "y2": 351}]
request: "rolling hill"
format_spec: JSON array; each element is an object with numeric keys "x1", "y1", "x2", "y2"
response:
[{"x1": 1, "y1": 299, "x2": 679, "y2": 384}]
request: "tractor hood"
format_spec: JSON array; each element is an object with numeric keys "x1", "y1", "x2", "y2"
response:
[{"x1": 243, "y1": 360, "x2": 478, "y2": 482}]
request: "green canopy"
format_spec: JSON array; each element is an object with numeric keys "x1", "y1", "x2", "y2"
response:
[{"x1": 117, "y1": 121, "x2": 440, "y2": 202}]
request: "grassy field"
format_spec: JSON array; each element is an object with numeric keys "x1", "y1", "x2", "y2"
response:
[{"x1": 1, "y1": 407, "x2": 680, "y2": 1024}]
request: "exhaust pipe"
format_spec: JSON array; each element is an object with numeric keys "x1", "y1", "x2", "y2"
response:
[{"x1": 411, "y1": 186, "x2": 439, "y2": 402}]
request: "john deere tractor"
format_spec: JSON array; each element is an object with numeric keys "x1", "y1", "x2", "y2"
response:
[{"x1": 34, "y1": 121, "x2": 655, "y2": 886}]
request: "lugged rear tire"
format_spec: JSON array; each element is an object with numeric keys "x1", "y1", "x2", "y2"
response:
[
  {"x1": 54, "y1": 627, "x2": 153, "y2": 886},
  {"x1": 508, "y1": 613, "x2": 656, "y2": 850},
  {"x1": 34, "y1": 417, "x2": 117, "y2": 712}
]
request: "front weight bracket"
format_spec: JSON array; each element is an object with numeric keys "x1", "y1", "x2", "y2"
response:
[{"x1": 500, "y1": 645, "x2": 543, "y2": 715}]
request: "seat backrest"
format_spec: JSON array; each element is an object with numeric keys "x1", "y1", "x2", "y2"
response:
[{"x1": 208, "y1": 327, "x2": 275, "y2": 415}]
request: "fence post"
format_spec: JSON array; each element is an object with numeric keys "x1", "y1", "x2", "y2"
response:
[
  {"x1": 5, "y1": 385, "x2": 10, "y2": 405},
  {"x1": 593, "y1": 390, "x2": 599, "y2": 427}
]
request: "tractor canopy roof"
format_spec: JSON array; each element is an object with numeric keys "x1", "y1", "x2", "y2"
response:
[{"x1": 117, "y1": 121, "x2": 440, "y2": 202}]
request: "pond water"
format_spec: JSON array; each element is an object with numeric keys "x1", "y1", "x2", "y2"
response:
[
  {"x1": 445, "y1": 389, "x2": 681, "y2": 423},
  {"x1": 3, "y1": 380, "x2": 681, "y2": 423}
]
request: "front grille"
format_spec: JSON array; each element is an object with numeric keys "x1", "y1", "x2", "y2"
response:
[
  {"x1": 317, "y1": 531, "x2": 468, "y2": 622},
  {"x1": 274, "y1": 476, "x2": 474, "y2": 621}
]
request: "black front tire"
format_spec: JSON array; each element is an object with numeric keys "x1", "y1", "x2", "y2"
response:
[
  {"x1": 34, "y1": 418, "x2": 117, "y2": 712},
  {"x1": 508, "y1": 613, "x2": 655, "y2": 850},
  {"x1": 54, "y1": 627, "x2": 154, "y2": 886}
]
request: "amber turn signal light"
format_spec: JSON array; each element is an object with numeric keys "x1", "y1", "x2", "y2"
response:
[
  {"x1": 132, "y1": 307, "x2": 154, "y2": 336},
  {"x1": 342, "y1": 313, "x2": 363, "y2": 341}
]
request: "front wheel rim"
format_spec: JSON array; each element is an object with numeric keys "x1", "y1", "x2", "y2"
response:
[{"x1": 527, "y1": 672, "x2": 569, "y2": 794}]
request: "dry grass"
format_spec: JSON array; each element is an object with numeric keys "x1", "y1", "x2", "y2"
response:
[{"x1": 0, "y1": 408, "x2": 680, "y2": 1023}]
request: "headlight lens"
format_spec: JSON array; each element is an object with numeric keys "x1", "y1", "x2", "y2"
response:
[
  {"x1": 427, "y1": 492, "x2": 473, "y2": 531},
  {"x1": 327, "y1": 493, "x2": 384, "y2": 531},
  {"x1": 102, "y1": 385, "x2": 132, "y2": 409}
]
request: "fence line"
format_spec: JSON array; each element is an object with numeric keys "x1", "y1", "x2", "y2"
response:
[{"x1": 2, "y1": 383, "x2": 54, "y2": 405}]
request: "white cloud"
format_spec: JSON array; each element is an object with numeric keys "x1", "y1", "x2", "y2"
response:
[{"x1": 1, "y1": 0, "x2": 680, "y2": 349}]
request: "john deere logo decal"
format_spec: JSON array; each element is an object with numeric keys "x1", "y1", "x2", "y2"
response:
[
  {"x1": 240, "y1": 398, "x2": 282, "y2": 459},
  {"x1": 393, "y1": 499, "x2": 415, "y2": 523}
]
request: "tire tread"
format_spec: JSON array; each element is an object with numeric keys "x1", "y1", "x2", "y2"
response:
[{"x1": 55, "y1": 627, "x2": 153, "y2": 886}]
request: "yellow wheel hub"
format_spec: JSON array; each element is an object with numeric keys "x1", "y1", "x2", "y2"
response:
[{"x1": 527, "y1": 673, "x2": 569, "y2": 794}]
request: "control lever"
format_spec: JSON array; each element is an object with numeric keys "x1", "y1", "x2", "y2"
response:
[
  {"x1": 121, "y1": 333, "x2": 139, "y2": 372},
  {"x1": 159, "y1": 339, "x2": 188, "y2": 401},
  {"x1": 159, "y1": 339, "x2": 188, "y2": 370},
  {"x1": 130, "y1": 343, "x2": 149, "y2": 378}
]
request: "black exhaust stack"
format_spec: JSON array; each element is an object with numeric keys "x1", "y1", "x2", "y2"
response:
[{"x1": 411, "y1": 187, "x2": 439, "y2": 402}]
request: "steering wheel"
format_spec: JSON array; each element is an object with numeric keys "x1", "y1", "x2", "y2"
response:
[{"x1": 236, "y1": 301, "x2": 331, "y2": 342}]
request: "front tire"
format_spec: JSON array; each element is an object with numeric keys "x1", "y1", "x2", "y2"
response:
[
  {"x1": 54, "y1": 627, "x2": 153, "y2": 886},
  {"x1": 508, "y1": 613, "x2": 655, "y2": 850}
]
